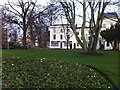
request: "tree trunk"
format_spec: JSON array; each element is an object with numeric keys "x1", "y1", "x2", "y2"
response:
[
  {"x1": 30, "y1": 26, "x2": 35, "y2": 49},
  {"x1": 113, "y1": 41, "x2": 117, "y2": 50},
  {"x1": 81, "y1": 1, "x2": 87, "y2": 53},
  {"x1": 118, "y1": 41, "x2": 119, "y2": 50},
  {"x1": 67, "y1": 39, "x2": 69, "y2": 49},
  {"x1": 38, "y1": 35, "x2": 42, "y2": 48},
  {"x1": 23, "y1": 30, "x2": 27, "y2": 49}
]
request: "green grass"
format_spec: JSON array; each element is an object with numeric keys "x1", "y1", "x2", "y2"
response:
[{"x1": 2, "y1": 49, "x2": 118, "y2": 87}]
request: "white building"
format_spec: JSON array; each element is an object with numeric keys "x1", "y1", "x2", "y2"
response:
[
  {"x1": 49, "y1": 24, "x2": 92, "y2": 49},
  {"x1": 49, "y1": 13, "x2": 117, "y2": 50}
]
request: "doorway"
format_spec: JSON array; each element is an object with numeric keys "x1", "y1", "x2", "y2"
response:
[
  {"x1": 74, "y1": 43, "x2": 76, "y2": 49},
  {"x1": 70, "y1": 44, "x2": 72, "y2": 49},
  {"x1": 60, "y1": 42, "x2": 62, "y2": 48}
]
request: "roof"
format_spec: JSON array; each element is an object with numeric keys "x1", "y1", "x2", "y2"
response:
[
  {"x1": 50, "y1": 24, "x2": 92, "y2": 29},
  {"x1": 103, "y1": 12, "x2": 118, "y2": 18},
  {"x1": 52, "y1": 24, "x2": 69, "y2": 26}
]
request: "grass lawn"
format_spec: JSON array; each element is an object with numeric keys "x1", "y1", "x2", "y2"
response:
[{"x1": 2, "y1": 49, "x2": 118, "y2": 87}]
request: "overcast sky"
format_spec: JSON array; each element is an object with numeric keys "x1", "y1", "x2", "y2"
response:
[
  {"x1": 0, "y1": 0, "x2": 119, "y2": 37},
  {"x1": 0, "y1": 0, "x2": 50, "y2": 5},
  {"x1": 0, "y1": 0, "x2": 119, "y2": 25}
]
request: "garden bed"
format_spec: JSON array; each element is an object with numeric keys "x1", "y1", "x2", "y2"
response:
[{"x1": 2, "y1": 57, "x2": 115, "y2": 88}]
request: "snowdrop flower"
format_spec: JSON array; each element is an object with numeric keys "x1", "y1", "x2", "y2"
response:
[
  {"x1": 91, "y1": 75, "x2": 95, "y2": 78},
  {"x1": 60, "y1": 65, "x2": 62, "y2": 68},
  {"x1": 3, "y1": 61, "x2": 6, "y2": 64},
  {"x1": 40, "y1": 58, "x2": 43, "y2": 60},
  {"x1": 40, "y1": 58, "x2": 43, "y2": 62},
  {"x1": 12, "y1": 64, "x2": 14, "y2": 66},
  {"x1": 47, "y1": 73, "x2": 49, "y2": 76},
  {"x1": 79, "y1": 64, "x2": 82, "y2": 67},
  {"x1": 17, "y1": 57, "x2": 19, "y2": 59},
  {"x1": 43, "y1": 58, "x2": 45, "y2": 60},
  {"x1": 90, "y1": 69, "x2": 93, "y2": 71}
]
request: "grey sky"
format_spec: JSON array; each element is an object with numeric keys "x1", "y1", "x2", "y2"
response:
[{"x1": 0, "y1": 0, "x2": 50, "y2": 5}]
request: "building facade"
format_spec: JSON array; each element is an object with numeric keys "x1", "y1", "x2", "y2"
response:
[
  {"x1": 49, "y1": 13, "x2": 117, "y2": 50},
  {"x1": 49, "y1": 24, "x2": 90, "y2": 49}
]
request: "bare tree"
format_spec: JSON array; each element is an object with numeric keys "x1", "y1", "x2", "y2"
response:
[
  {"x1": 5, "y1": 0, "x2": 37, "y2": 49},
  {"x1": 44, "y1": 2, "x2": 61, "y2": 26},
  {"x1": 0, "y1": 5, "x2": 19, "y2": 49},
  {"x1": 60, "y1": 0, "x2": 111, "y2": 53}
]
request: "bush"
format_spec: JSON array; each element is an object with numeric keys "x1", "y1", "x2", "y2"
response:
[
  {"x1": 9, "y1": 42, "x2": 16, "y2": 49},
  {"x1": 14, "y1": 44, "x2": 23, "y2": 49},
  {"x1": 2, "y1": 43, "x2": 8, "y2": 49}
]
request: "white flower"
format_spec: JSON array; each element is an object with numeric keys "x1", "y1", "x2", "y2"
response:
[
  {"x1": 60, "y1": 65, "x2": 62, "y2": 68},
  {"x1": 47, "y1": 73, "x2": 49, "y2": 76},
  {"x1": 79, "y1": 65, "x2": 82, "y2": 67},
  {"x1": 40, "y1": 58, "x2": 43, "y2": 62},
  {"x1": 91, "y1": 75, "x2": 95, "y2": 78},
  {"x1": 108, "y1": 86, "x2": 111, "y2": 88},
  {"x1": 40, "y1": 59, "x2": 43, "y2": 60},
  {"x1": 43, "y1": 58, "x2": 45, "y2": 60},
  {"x1": 12, "y1": 64, "x2": 14, "y2": 66},
  {"x1": 3, "y1": 61, "x2": 6, "y2": 64},
  {"x1": 90, "y1": 69, "x2": 94, "y2": 71},
  {"x1": 17, "y1": 57, "x2": 19, "y2": 59}
]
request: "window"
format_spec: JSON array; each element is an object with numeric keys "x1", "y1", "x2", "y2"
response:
[
  {"x1": 60, "y1": 29, "x2": 63, "y2": 33},
  {"x1": 76, "y1": 32, "x2": 79, "y2": 35},
  {"x1": 64, "y1": 41, "x2": 72, "y2": 47},
  {"x1": 60, "y1": 35, "x2": 63, "y2": 40},
  {"x1": 53, "y1": 28, "x2": 56, "y2": 33},
  {"x1": 64, "y1": 41, "x2": 67, "y2": 47},
  {"x1": 51, "y1": 41, "x2": 59, "y2": 46},
  {"x1": 67, "y1": 29, "x2": 70, "y2": 32},
  {"x1": 103, "y1": 24, "x2": 106, "y2": 28},
  {"x1": 53, "y1": 35, "x2": 56, "y2": 40},
  {"x1": 67, "y1": 35, "x2": 70, "y2": 39},
  {"x1": 106, "y1": 41, "x2": 109, "y2": 46}
]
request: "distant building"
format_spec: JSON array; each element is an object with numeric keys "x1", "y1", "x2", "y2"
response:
[{"x1": 2, "y1": 29, "x2": 8, "y2": 49}]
